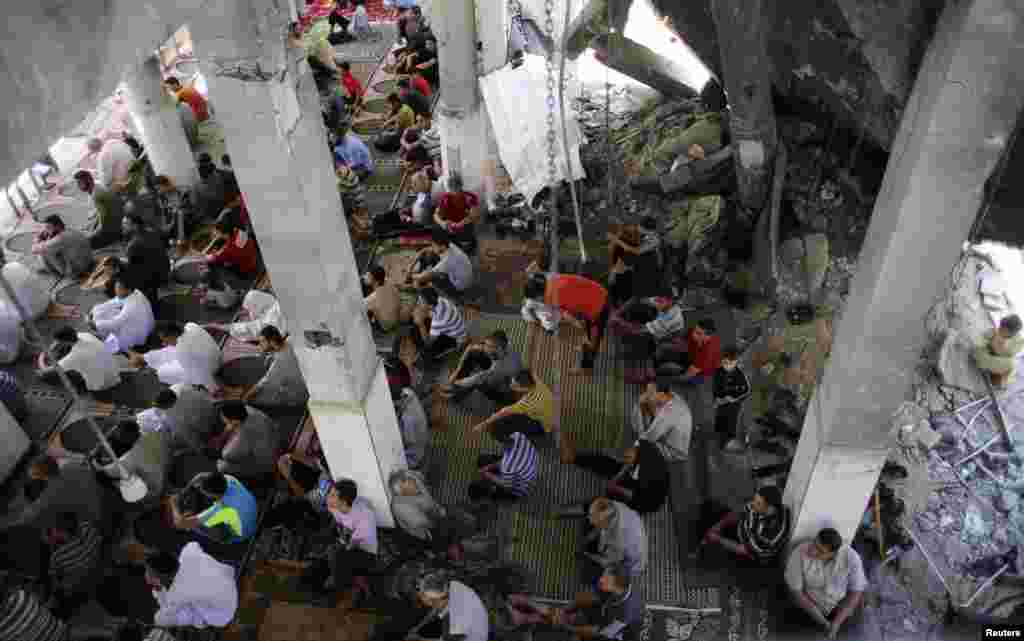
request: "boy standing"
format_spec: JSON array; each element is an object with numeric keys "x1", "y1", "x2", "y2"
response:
[{"x1": 712, "y1": 347, "x2": 751, "y2": 451}]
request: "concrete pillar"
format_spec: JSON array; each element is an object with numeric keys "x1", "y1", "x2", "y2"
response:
[
  {"x1": 197, "y1": 2, "x2": 404, "y2": 525},
  {"x1": 123, "y1": 56, "x2": 197, "y2": 190},
  {"x1": 433, "y1": 0, "x2": 499, "y2": 202},
  {"x1": 478, "y1": 0, "x2": 510, "y2": 75},
  {"x1": 784, "y1": 0, "x2": 1024, "y2": 546},
  {"x1": 709, "y1": 0, "x2": 776, "y2": 212}
]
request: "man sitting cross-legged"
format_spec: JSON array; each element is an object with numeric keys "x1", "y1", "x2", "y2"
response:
[
  {"x1": 507, "y1": 569, "x2": 645, "y2": 641},
  {"x1": 409, "y1": 229, "x2": 474, "y2": 300},
  {"x1": 439, "y1": 330, "x2": 523, "y2": 405},
  {"x1": 468, "y1": 431, "x2": 539, "y2": 502},
  {"x1": 89, "y1": 274, "x2": 156, "y2": 354},
  {"x1": 144, "y1": 543, "x2": 238, "y2": 629},
  {"x1": 411, "y1": 286, "x2": 466, "y2": 363},
  {"x1": 471, "y1": 369, "x2": 554, "y2": 442},
  {"x1": 128, "y1": 320, "x2": 222, "y2": 392}
]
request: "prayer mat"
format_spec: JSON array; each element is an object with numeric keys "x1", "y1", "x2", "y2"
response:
[
  {"x1": 352, "y1": 121, "x2": 385, "y2": 137},
  {"x1": 171, "y1": 257, "x2": 208, "y2": 284},
  {"x1": 335, "y1": 0, "x2": 400, "y2": 22},
  {"x1": 362, "y1": 97, "x2": 391, "y2": 114},
  {"x1": 52, "y1": 282, "x2": 109, "y2": 314},
  {"x1": 373, "y1": 243, "x2": 419, "y2": 284},
  {"x1": 19, "y1": 387, "x2": 73, "y2": 441},
  {"x1": 222, "y1": 336, "x2": 263, "y2": 363},
  {"x1": 158, "y1": 291, "x2": 240, "y2": 326},
  {"x1": 57, "y1": 416, "x2": 120, "y2": 454},
  {"x1": 478, "y1": 238, "x2": 546, "y2": 308},
  {"x1": 45, "y1": 302, "x2": 81, "y2": 321},
  {"x1": 218, "y1": 355, "x2": 270, "y2": 387},
  {"x1": 643, "y1": 608, "x2": 723, "y2": 641},
  {"x1": 3, "y1": 231, "x2": 35, "y2": 255},
  {"x1": 372, "y1": 79, "x2": 399, "y2": 95},
  {"x1": 92, "y1": 369, "x2": 165, "y2": 409}
]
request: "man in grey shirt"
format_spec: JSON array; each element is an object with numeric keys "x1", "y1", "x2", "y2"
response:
[
  {"x1": 215, "y1": 401, "x2": 278, "y2": 482},
  {"x1": 440, "y1": 330, "x2": 523, "y2": 405},
  {"x1": 630, "y1": 378, "x2": 692, "y2": 462},
  {"x1": 244, "y1": 326, "x2": 310, "y2": 409},
  {"x1": 30, "y1": 215, "x2": 93, "y2": 278},
  {"x1": 393, "y1": 384, "x2": 430, "y2": 469},
  {"x1": 583, "y1": 498, "x2": 647, "y2": 579},
  {"x1": 165, "y1": 383, "x2": 221, "y2": 456}
]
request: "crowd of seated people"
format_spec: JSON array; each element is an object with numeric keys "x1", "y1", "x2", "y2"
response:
[{"x1": 0, "y1": 12, "x2": 876, "y2": 641}]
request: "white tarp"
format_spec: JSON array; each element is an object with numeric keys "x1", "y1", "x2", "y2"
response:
[{"x1": 480, "y1": 54, "x2": 587, "y2": 203}]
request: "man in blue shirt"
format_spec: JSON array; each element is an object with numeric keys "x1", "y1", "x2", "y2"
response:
[
  {"x1": 334, "y1": 125, "x2": 375, "y2": 181},
  {"x1": 170, "y1": 472, "x2": 258, "y2": 544}
]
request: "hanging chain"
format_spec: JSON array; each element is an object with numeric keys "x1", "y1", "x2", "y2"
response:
[
  {"x1": 604, "y1": 0, "x2": 615, "y2": 212},
  {"x1": 543, "y1": 0, "x2": 559, "y2": 190}
]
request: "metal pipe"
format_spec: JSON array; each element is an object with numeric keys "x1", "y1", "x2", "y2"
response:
[
  {"x1": 961, "y1": 563, "x2": 1011, "y2": 610},
  {"x1": 956, "y1": 397, "x2": 992, "y2": 415},
  {"x1": 904, "y1": 526, "x2": 954, "y2": 598},
  {"x1": 956, "y1": 431, "x2": 1002, "y2": 467},
  {"x1": 556, "y1": 0, "x2": 586, "y2": 264}
]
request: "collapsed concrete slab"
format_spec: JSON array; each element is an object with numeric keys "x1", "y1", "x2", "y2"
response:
[
  {"x1": 565, "y1": 0, "x2": 633, "y2": 59},
  {"x1": 591, "y1": 33, "x2": 698, "y2": 100}
]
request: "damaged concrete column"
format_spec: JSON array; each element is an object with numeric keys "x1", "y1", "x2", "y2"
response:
[
  {"x1": 709, "y1": 0, "x2": 776, "y2": 211},
  {"x1": 432, "y1": 0, "x2": 499, "y2": 201},
  {"x1": 591, "y1": 34, "x2": 697, "y2": 101},
  {"x1": 784, "y1": 0, "x2": 1024, "y2": 546},
  {"x1": 197, "y1": 2, "x2": 405, "y2": 525},
  {"x1": 123, "y1": 55, "x2": 197, "y2": 189},
  {"x1": 565, "y1": 0, "x2": 632, "y2": 59}
]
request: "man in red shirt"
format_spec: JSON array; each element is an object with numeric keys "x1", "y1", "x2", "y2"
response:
[
  {"x1": 165, "y1": 77, "x2": 209, "y2": 123},
  {"x1": 411, "y1": 73, "x2": 432, "y2": 98},
  {"x1": 339, "y1": 61, "x2": 365, "y2": 107},
  {"x1": 655, "y1": 318, "x2": 721, "y2": 385},
  {"x1": 203, "y1": 220, "x2": 260, "y2": 276},
  {"x1": 433, "y1": 173, "x2": 480, "y2": 249},
  {"x1": 522, "y1": 272, "x2": 610, "y2": 374}
]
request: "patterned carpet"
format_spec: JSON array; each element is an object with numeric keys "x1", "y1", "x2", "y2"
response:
[{"x1": 423, "y1": 310, "x2": 716, "y2": 608}]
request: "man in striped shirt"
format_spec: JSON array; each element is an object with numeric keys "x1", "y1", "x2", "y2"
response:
[
  {"x1": 44, "y1": 512, "x2": 104, "y2": 619},
  {"x1": 471, "y1": 369, "x2": 553, "y2": 442},
  {"x1": 412, "y1": 287, "x2": 466, "y2": 362},
  {"x1": 0, "y1": 585, "x2": 67, "y2": 641},
  {"x1": 468, "y1": 432, "x2": 538, "y2": 501}
]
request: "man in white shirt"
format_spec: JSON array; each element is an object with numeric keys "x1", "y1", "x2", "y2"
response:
[
  {"x1": 87, "y1": 137, "x2": 136, "y2": 192},
  {"x1": 38, "y1": 326, "x2": 120, "y2": 392},
  {"x1": 90, "y1": 275, "x2": 156, "y2": 354},
  {"x1": 144, "y1": 543, "x2": 238, "y2": 629},
  {"x1": 137, "y1": 388, "x2": 180, "y2": 435},
  {"x1": 0, "y1": 261, "x2": 50, "y2": 321},
  {"x1": 206, "y1": 290, "x2": 286, "y2": 341},
  {"x1": 418, "y1": 572, "x2": 489, "y2": 641},
  {"x1": 785, "y1": 528, "x2": 867, "y2": 639},
  {"x1": 130, "y1": 321, "x2": 222, "y2": 391}
]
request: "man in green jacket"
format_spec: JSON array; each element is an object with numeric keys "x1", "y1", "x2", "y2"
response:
[{"x1": 975, "y1": 314, "x2": 1024, "y2": 388}]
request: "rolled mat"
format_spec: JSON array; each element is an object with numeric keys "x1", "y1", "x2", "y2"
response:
[
  {"x1": 217, "y1": 355, "x2": 270, "y2": 387},
  {"x1": 3, "y1": 232, "x2": 35, "y2": 256}
]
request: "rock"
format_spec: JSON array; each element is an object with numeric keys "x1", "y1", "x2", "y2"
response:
[
  {"x1": 936, "y1": 332, "x2": 989, "y2": 395},
  {"x1": 999, "y1": 490, "x2": 1019, "y2": 512},
  {"x1": 939, "y1": 513, "x2": 955, "y2": 529},
  {"x1": 994, "y1": 526, "x2": 1010, "y2": 546}
]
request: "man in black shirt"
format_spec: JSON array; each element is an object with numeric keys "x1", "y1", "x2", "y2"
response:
[
  {"x1": 560, "y1": 440, "x2": 669, "y2": 515},
  {"x1": 712, "y1": 346, "x2": 751, "y2": 450}
]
